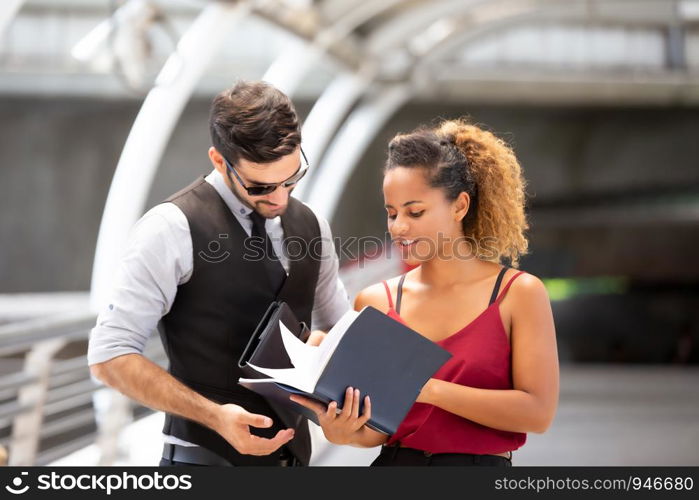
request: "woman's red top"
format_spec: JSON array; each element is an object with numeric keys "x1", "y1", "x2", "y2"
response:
[{"x1": 381, "y1": 268, "x2": 527, "y2": 454}]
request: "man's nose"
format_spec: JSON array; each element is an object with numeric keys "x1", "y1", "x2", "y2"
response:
[{"x1": 266, "y1": 185, "x2": 289, "y2": 205}]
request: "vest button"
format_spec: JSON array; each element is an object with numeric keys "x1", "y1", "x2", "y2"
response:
[{"x1": 423, "y1": 451, "x2": 432, "y2": 457}]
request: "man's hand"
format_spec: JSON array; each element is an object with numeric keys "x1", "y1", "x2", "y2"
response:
[
  {"x1": 305, "y1": 330, "x2": 327, "y2": 346},
  {"x1": 212, "y1": 403, "x2": 295, "y2": 456},
  {"x1": 90, "y1": 355, "x2": 295, "y2": 456}
]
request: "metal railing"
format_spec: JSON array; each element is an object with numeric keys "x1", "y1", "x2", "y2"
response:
[
  {"x1": 0, "y1": 311, "x2": 166, "y2": 465},
  {"x1": 0, "y1": 263, "x2": 387, "y2": 466}
]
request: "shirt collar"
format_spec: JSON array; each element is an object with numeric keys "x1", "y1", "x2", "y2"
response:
[{"x1": 205, "y1": 169, "x2": 253, "y2": 217}]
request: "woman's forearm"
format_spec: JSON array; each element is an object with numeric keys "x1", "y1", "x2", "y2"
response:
[
  {"x1": 418, "y1": 379, "x2": 555, "y2": 434},
  {"x1": 349, "y1": 426, "x2": 389, "y2": 448}
]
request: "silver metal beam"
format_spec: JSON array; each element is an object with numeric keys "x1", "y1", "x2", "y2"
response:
[
  {"x1": 262, "y1": 0, "x2": 403, "y2": 97},
  {"x1": 294, "y1": 69, "x2": 376, "y2": 200},
  {"x1": 367, "y1": 0, "x2": 684, "y2": 56},
  {"x1": 0, "y1": 0, "x2": 25, "y2": 49},
  {"x1": 410, "y1": 1, "x2": 668, "y2": 67},
  {"x1": 89, "y1": 2, "x2": 250, "y2": 312},
  {"x1": 305, "y1": 84, "x2": 413, "y2": 222},
  {"x1": 365, "y1": 0, "x2": 486, "y2": 56}
]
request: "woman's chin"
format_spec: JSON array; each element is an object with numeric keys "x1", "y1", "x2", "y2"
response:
[
  {"x1": 399, "y1": 253, "x2": 424, "y2": 267},
  {"x1": 393, "y1": 241, "x2": 429, "y2": 267}
]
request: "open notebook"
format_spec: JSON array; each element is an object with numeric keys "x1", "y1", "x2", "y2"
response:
[{"x1": 238, "y1": 303, "x2": 451, "y2": 435}]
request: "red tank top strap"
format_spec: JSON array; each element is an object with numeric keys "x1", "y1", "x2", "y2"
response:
[
  {"x1": 495, "y1": 271, "x2": 526, "y2": 304},
  {"x1": 381, "y1": 280, "x2": 394, "y2": 309}
]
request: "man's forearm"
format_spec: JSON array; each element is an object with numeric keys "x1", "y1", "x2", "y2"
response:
[{"x1": 90, "y1": 353, "x2": 221, "y2": 432}]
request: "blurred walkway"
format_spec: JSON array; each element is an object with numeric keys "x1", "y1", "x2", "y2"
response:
[
  {"x1": 517, "y1": 364, "x2": 699, "y2": 466},
  {"x1": 50, "y1": 364, "x2": 699, "y2": 466}
]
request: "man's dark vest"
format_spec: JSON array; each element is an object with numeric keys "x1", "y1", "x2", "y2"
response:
[{"x1": 159, "y1": 177, "x2": 321, "y2": 465}]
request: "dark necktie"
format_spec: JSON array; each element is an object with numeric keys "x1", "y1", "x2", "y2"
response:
[
  {"x1": 249, "y1": 211, "x2": 286, "y2": 294},
  {"x1": 249, "y1": 211, "x2": 308, "y2": 463}
]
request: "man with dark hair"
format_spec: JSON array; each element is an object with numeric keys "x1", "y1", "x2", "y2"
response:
[{"x1": 88, "y1": 81, "x2": 350, "y2": 466}]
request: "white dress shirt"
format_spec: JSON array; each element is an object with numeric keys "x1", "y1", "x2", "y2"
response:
[{"x1": 88, "y1": 169, "x2": 350, "y2": 447}]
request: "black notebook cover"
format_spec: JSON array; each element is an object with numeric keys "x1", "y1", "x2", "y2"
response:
[
  {"x1": 239, "y1": 304, "x2": 452, "y2": 435},
  {"x1": 313, "y1": 306, "x2": 452, "y2": 434}
]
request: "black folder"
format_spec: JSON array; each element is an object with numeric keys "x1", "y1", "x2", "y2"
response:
[
  {"x1": 237, "y1": 302, "x2": 316, "y2": 447},
  {"x1": 238, "y1": 303, "x2": 452, "y2": 435},
  {"x1": 238, "y1": 301, "x2": 311, "y2": 378}
]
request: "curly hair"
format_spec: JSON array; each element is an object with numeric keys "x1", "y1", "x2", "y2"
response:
[
  {"x1": 385, "y1": 118, "x2": 528, "y2": 267},
  {"x1": 209, "y1": 80, "x2": 300, "y2": 165}
]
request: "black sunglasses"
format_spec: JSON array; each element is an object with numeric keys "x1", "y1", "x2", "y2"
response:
[{"x1": 223, "y1": 148, "x2": 310, "y2": 196}]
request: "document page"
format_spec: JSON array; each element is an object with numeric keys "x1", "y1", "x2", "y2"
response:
[{"x1": 243, "y1": 309, "x2": 359, "y2": 393}]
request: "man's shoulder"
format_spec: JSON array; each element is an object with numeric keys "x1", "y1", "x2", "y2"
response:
[
  {"x1": 133, "y1": 202, "x2": 190, "y2": 242},
  {"x1": 164, "y1": 176, "x2": 208, "y2": 204},
  {"x1": 142, "y1": 201, "x2": 186, "y2": 223}
]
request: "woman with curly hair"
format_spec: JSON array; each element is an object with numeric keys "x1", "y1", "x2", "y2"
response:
[{"x1": 292, "y1": 119, "x2": 559, "y2": 466}]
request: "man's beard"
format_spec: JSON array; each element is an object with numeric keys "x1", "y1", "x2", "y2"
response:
[{"x1": 255, "y1": 200, "x2": 287, "y2": 218}]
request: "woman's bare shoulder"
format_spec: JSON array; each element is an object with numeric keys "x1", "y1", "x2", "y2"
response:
[
  {"x1": 509, "y1": 271, "x2": 547, "y2": 294},
  {"x1": 353, "y1": 276, "x2": 403, "y2": 312},
  {"x1": 506, "y1": 270, "x2": 550, "y2": 308}
]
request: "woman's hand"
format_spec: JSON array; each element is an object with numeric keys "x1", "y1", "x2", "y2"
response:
[{"x1": 290, "y1": 387, "x2": 371, "y2": 445}]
